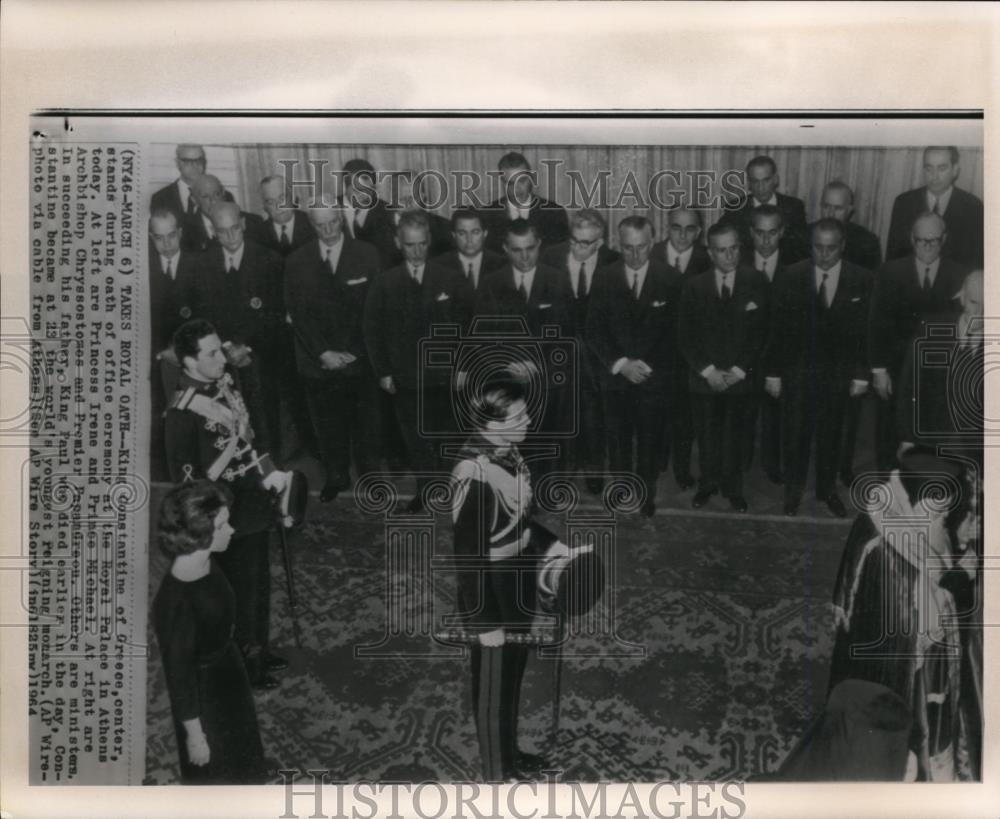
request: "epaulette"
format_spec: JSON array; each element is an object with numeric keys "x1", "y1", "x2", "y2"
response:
[{"x1": 169, "y1": 386, "x2": 199, "y2": 411}]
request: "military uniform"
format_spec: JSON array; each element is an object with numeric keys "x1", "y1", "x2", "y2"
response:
[
  {"x1": 448, "y1": 434, "x2": 562, "y2": 782},
  {"x1": 165, "y1": 370, "x2": 280, "y2": 681}
]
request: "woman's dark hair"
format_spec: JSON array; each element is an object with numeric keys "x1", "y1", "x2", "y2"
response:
[
  {"x1": 470, "y1": 376, "x2": 526, "y2": 426},
  {"x1": 157, "y1": 480, "x2": 232, "y2": 558}
]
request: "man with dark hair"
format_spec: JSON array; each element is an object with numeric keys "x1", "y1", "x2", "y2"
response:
[
  {"x1": 540, "y1": 209, "x2": 620, "y2": 493},
  {"x1": 340, "y1": 158, "x2": 397, "y2": 269},
  {"x1": 651, "y1": 207, "x2": 711, "y2": 489},
  {"x1": 679, "y1": 222, "x2": 769, "y2": 513},
  {"x1": 285, "y1": 205, "x2": 381, "y2": 501},
  {"x1": 184, "y1": 174, "x2": 265, "y2": 253},
  {"x1": 765, "y1": 219, "x2": 873, "y2": 518},
  {"x1": 364, "y1": 211, "x2": 474, "y2": 512},
  {"x1": 435, "y1": 209, "x2": 506, "y2": 293},
  {"x1": 477, "y1": 219, "x2": 575, "y2": 481},
  {"x1": 477, "y1": 151, "x2": 569, "y2": 253},
  {"x1": 717, "y1": 154, "x2": 809, "y2": 258},
  {"x1": 740, "y1": 204, "x2": 802, "y2": 484},
  {"x1": 870, "y1": 212, "x2": 969, "y2": 470},
  {"x1": 587, "y1": 216, "x2": 682, "y2": 515},
  {"x1": 187, "y1": 201, "x2": 285, "y2": 456},
  {"x1": 165, "y1": 318, "x2": 290, "y2": 690},
  {"x1": 886, "y1": 146, "x2": 983, "y2": 267},
  {"x1": 814, "y1": 181, "x2": 882, "y2": 272}
]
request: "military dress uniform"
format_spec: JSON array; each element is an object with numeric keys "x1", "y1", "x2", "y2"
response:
[
  {"x1": 448, "y1": 434, "x2": 562, "y2": 782},
  {"x1": 165, "y1": 369, "x2": 281, "y2": 684}
]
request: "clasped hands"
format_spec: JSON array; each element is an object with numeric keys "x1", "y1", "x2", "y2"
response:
[
  {"x1": 320, "y1": 350, "x2": 357, "y2": 371},
  {"x1": 702, "y1": 365, "x2": 744, "y2": 392}
]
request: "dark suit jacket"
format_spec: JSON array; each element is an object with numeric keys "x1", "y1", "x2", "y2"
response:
[
  {"x1": 379, "y1": 210, "x2": 453, "y2": 268},
  {"x1": 868, "y1": 254, "x2": 967, "y2": 374},
  {"x1": 477, "y1": 197, "x2": 570, "y2": 253},
  {"x1": 347, "y1": 199, "x2": 398, "y2": 269},
  {"x1": 476, "y1": 263, "x2": 575, "y2": 389},
  {"x1": 149, "y1": 249, "x2": 198, "y2": 356},
  {"x1": 806, "y1": 220, "x2": 882, "y2": 273},
  {"x1": 678, "y1": 266, "x2": 770, "y2": 395},
  {"x1": 189, "y1": 240, "x2": 285, "y2": 350},
  {"x1": 150, "y1": 180, "x2": 235, "y2": 226},
  {"x1": 363, "y1": 260, "x2": 474, "y2": 390},
  {"x1": 886, "y1": 186, "x2": 984, "y2": 267},
  {"x1": 650, "y1": 241, "x2": 712, "y2": 279},
  {"x1": 252, "y1": 210, "x2": 317, "y2": 258},
  {"x1": 540, "y1": 242, "x2": 622, "y2": 332},
  {"x1": 284, "y1": 237, "x2": 380, "y2": 380},
  {"x1": 433, "y1": 249, "x2": 507, "y2": 294},
  {"x1": 896, "y1": 310, "x2": 982, "y2": 447},
  {"x1": 765, "y1": 260, "x2": 873, "y2": 382},
  {"x1": 586, "y1": 259, "x2": 683, "y2": 393},
  {"x1": 718, "y1": 192, "x2": 809, "y2": 257},
  {"x1": 181, "y1": 209, "x2": 265, "y2": 254}
]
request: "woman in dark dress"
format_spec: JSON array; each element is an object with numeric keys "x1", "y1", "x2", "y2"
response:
[{"x1": 152, "y1": 480, "x2": 267, "y2": 784}]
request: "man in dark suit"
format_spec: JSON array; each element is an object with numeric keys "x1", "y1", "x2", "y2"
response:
[
  {"x1": 477, "y1": 151, "x2": 569, "y2": 254},
  {"x1": 897, "y1": 270, "x2": 983, "y2": 470},
  {"x1": 434, "y1": 209, "x2": 507, "y2": 294},
  {"x1": 150, "y1": 144, "x2": 207, "y2": 222},
  {"x1": 678, "y1": 223, "x2": 769, "y2": 513},
  {"x1": 364, "y1": 211, "x2": 474, "y2": 511},
  {"x1": 651, "y1": 207, "x2": 711, "y2": 489},
  {"x1": 812, "y1": 180, "x2": 882, "y2": 485},
  {"x1": 886, "y1": 146, "x2": 983, "y2": 267},
  {"x1": 148, "y1": 208, "x2": 198, "y2": 478},
  {"x1": 185, "y1": 174, "x2": 265, "y2": 254},
  {"x1": 765, "y1": 219, "x2": 873, "y2": 517},
  {"x1": 477, "y1": 219, "x2": 576, "y2": 481},
  {"x1": 541, "y1": 209, "x2": 620, "y2": 494},
  {"x1": 187, "y1": 202, "x2": 285, "y2": 456},
  {"x1": 718, "y1": 154, "x2": 809, "y2": 259},
  {"x1": 253, "y1": 174, "x2": 318, "y2": 457},
  {"x1": 740, "y1": 204, "x2": 799, "y2": 484},
  {"x1": 869, "y1": 212, "x2": 968, "y2": 470},
  {"x1": 285, "y1": 206, "x2": 381, "y2": 501},
  {"x1": 587, "y1": 216, "x2": 682, "y2": 516},
  {"x1": 340, "y1": 158, "x2": 398, "y2": 269}
]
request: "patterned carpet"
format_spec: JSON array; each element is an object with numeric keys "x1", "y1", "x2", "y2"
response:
[{"x1": 143, "y1": 476, "x2": 851, "y2": 784}]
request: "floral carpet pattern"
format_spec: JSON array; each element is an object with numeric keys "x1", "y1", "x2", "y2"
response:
[{"x1": 144, "y1": 478, "x2": 851, "y2": 785}]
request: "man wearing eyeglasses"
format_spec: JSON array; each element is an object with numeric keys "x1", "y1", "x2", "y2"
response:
[
  {"x1": 869, "y1": 212, "x2": 970, "y2": 470},
  {"x1": 150, "y1": 143, "x2": 235, "y2": 224},
  {"x1": 540, "y1": 209, "x2": 620, "y2": 493},
  {"x1": 886, "y1": 146, "x2": 984, "y2": 267}
]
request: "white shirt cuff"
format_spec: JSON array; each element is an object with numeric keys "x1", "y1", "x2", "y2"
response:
[
  {"x1": 700, "y1": 364, "x2": 717, "y2": 378},
  {"x1": 765, "y1": 376, "x2": 781, "y2": 388},
  {"x1": 852, "y1": 379, "x2": 869, "y2": 388},
  {"x1": 611, "y1": 357, "x2": 628, "y2": 375},
  {"x1": 730, "y1": 366, "x2": 746, "y2": 380},
  {"x1": 872, "y1": 368, "x2": 887, "y2": 376}
]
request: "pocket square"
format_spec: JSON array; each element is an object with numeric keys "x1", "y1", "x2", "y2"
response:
[
  {"x1": 851, "y1": 296, "x2": 861, "y2": 302},
  {"x1": 537, "y1": 303, "x2": 552, "y2": 309},
  {"x1": 651, "y1": 300, "x2": 667, "y2": 308},
  {"x1": 347, "y1": 277, "x2": 368, "y2": 286},
  {"x1": 744, "y1": 301, "x2": 758, "y2": 312},
  {"x1": 436, "y1": 292, "x2": 450, "y2": 302}
]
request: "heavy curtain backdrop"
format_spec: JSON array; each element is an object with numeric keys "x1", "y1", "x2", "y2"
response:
[{"x1": 232, "y1": 144, "x2": 984, "y2": 252}]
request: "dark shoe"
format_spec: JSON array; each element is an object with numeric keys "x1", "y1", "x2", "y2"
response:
[
  {"x1": 823, "y1": 493, "x2": 847, "y2": 518},
  {"x1": 692, "y1": 487, "x2": 717, "y2": 509},
  {"x1": 783, "y1": 498, "x2": 799, "y2": 517},
  {"x1": 729, "y1": 495, "x2": 748, "y2": 513},
  {"x1": 766, "y1": 471, "x2": 784, "y2": 485},
  {"x1": 585, "y1": 477, "x2": 605, "y2": 495},
  {"x1": 675, "y1": 474, "x2": 696, "y2": 491},
  {"x1": 640, "y1": 499, "x2": 656, "y2": 518},
  {"x1": 262, "y1": 652, "x2": 289, "y2": 672}
]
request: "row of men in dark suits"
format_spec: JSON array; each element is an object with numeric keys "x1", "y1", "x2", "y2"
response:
[{"x1": 148, "y1": 144, "x2": 983, "y2": 516}]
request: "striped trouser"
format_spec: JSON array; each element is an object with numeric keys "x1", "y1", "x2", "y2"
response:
[{"x1": 470, "y1": 642, "x2": 529, "y2": 782}]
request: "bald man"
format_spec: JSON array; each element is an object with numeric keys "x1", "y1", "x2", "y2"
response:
[
  {"x1": 184, "y1": 174, "x2": 264, "y2": 253},
  {"x1": 188, "y1": 201, "x2": 286, "y2": 453},
  {"x1": 869, "y1": 212, "x2": 969, "y2": 470},
  {"x1": 896, "y1": 270, "x2": 983, "y2": 469}
]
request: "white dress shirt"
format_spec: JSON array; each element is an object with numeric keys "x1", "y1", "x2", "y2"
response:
[
  {"x1": 814, "y1": 260, "x2": 842, "y2": 306},
  {"x1": 754, "y1": 250, "x2": 779, "y2": 282},
  {"x1": 514, "y1": 267, "x2": 536, "y2": 297},
  {"x1": 459, "y1": 251, "x2": 483, "y2": 288},
  {"x1": 160, "y1": 253, "x2": 180, "y2": 279},
  {"x1": 667, "y1": 243, "x2": 693, "y2": 274},
  {"x1": 273, "y1": 217, "x2": 295, "y2": 243},
  {"x1": 506, "y1": 197, "x2": 535, "y2": 221},
  {"x1": 569, "y1": 255, "x2": 595, "y2": 296},
  {"x1": 926, "y1": 186, "x2": 954, "y2": 216},
  {"x1": 177, "y1": 179, "x2": 193, "y2": 213},
  {"x1": 223, "y1": 244, "x2": 245, "y2": 272}
]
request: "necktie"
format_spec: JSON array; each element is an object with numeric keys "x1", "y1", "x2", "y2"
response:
[
  {"x1": 577, "y1": 264, "x2": 587, "y2": 299},
  {"x1": 280, "y1": 224, "x2": 290, "y2": 249},
  {"x1": 467, "y1": 263, "x2": 475, "y2": 284},
  {"x1": 923, "y1": 267, "x2": 932, "y2": 291},
  {"x1": 411, "y1": 266, "x2": 422, "y2": 285},
  {"x1": 720, "y1": 274, "x2": 731, "y2": 302},
  {"x1": 817, "y1": 273, "x2": 829, "y2": 308},
  {"x1": 517, "y1": 274, "x2": 528, "y2": 302},
  {"x1": 164, "y1": 259, "x2": 172, "y2": 279},
  {"x1": 353, "y1": 212, "x2": 363, "y2": 235},
  {"x1": 631, "y1": 271, "x2": 640, "y2": 300},
  {"x1": 930, "y1": 196, "x2": 939, "y2": 215},
  {"x1": 227, "y1": 257, "x2": 237, "y2": 275},
  {"x1": 186, "y1": 194, "x2": 196, "y2": 217},
  {"x1": 326, "y1": 249, "x2": 336, "y2": 274}
]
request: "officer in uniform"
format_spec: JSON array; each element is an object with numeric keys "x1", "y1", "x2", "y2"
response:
[
  {"x1": 165, "y1": 318, "x2": 290, "y2": 690},
  {"x1": 447, "y1": 375, "x2": 603, "y2": 782}
]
